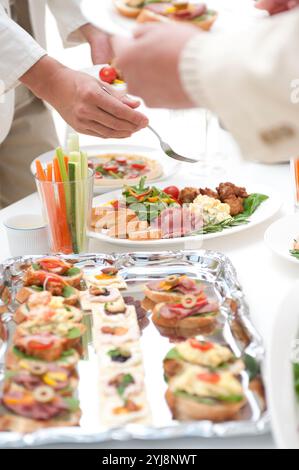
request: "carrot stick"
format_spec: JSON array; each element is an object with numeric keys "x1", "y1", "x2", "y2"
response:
[
  {"x1": 64, "y1": 156, "x2": 69, "y2": 173},
  {"x1": 35, "y1": 161, "x2": 60, "y2": 252},
  {"x1": 295, "y1": 159, "x2": 299, "y2": 203},
  {"x1": 54, "y1": 158, "x2": 72, "y2": 253},
  {"x1": 36, "y1": 160, "x2": 46, "y2": 181},
  {"x1": 46, "y1": 163, "x2": 53, "y2": 182}
]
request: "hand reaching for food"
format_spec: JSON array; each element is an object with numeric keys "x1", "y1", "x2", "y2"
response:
[
  {"x1": 112, "y1": 23, "x2": 196, "y2": 108},
  {"x1": 255, "y1": 0, "x2": 299, "y2": 14},
  {"x1": 20, "y1": 56, "x2": 148, "y2": 139}
]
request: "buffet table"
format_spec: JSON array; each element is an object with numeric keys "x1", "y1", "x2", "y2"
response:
[{"x1": 0, "y1": 148, "x2": 295, "y2": 448}]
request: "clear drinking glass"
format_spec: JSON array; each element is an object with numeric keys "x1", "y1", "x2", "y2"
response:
[{"x1": 35, "y1": 169, "x2": 94, "y2": 254}]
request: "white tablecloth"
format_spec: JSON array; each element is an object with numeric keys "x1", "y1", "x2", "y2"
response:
[{"x1": 0, "y1": 0, "x2": 291, "y2": 450}]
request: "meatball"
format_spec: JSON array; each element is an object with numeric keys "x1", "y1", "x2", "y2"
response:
[
  {"x1": 223, "y1": 197, "x2": 244, "y2": 216},
  {"x1": 199, "y1": 187, "x2": 219, "y2": 199},
  {"x1": 178, "y1": 187, "x2": 199, "y2": 204},
  {"x1": 217, "y1": 182, "x2": 248, "y2": 201}
]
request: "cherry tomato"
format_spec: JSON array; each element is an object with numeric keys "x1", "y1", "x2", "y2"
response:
[
  {"x1": 163, "y1": 186, "x2": 180, "y2": 200},
  {"x1": 131, "y1": 163, "x2": 146, "y2": 171},
  {"x1": 111, "y1": 200, "x2": 120, "y2": 209},
  {"x1": 103, "y1": 164, "x2": 118, "y2": 172},
  {"x1": 28, "y1": 340, "x2": 54, "y2": 351},
  {"x1": 99, "y1": 66, "x2": 118, "y2": 84},
  {"x1": 197, "y1": 373, "x2": 220, "y2": 384},
  {"x1": 39, "y1": 259, "x2": 69, "y2": 271},
  {"x1": 116, "y1": 156, "x2": 127, "y2": 165},
  {"x1": 189, "y1": 339, "x2": 214, "y2": 352}
]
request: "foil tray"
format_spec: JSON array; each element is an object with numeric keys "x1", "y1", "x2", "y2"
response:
[{"x1": 0, "y1": 251, "x2": 270, "y2": 447}]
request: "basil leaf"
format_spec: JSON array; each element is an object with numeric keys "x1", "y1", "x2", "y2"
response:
[
  {"x1": 165, "y1": 348, "x2": 182, "y2": 361},
  {"x1": 117, "y1": 374, "x2": 134, "y2": 397},
  {"x1": 32, "y1": 263, "x2": 41, "y2": 271},
  {"x1": 108, "y1": 348, "x2": 122, "y2": 358},
  {"x1": 67, "y1": 327, "x2": 82, "y2": 340},
  {"x1": 63, "y1": 397, "x2": 80, "y2": 412},
  {"x1": 30, "y1": 285, "x2": 43, "y2": 292},
  {"x1": 62, "y1": 286, "x2": 76, "y2": 298},
  {"x1": 243, "y1": 354, "x2": 260, "y2": 380},
  {"x1": 66, "y1": 267, "x2": 81, "y2": 277}
]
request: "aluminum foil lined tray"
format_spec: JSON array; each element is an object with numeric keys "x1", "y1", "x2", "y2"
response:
[{"x1": 0, "y1": 251, "x2": 269, "y2": 448}]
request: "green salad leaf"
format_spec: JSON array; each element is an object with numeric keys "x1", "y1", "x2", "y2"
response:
[{"x1": 290, "y1": 249, "x2": 299, "y2": 260}]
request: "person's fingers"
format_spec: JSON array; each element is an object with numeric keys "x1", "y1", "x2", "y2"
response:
[
  {"x1": 86, "y1": 106, "x2": 140, "y2": 132},
  {"x1": 121, "y1": 95, "x2": 141, "y2": 109},
  {"x1": 133, "y1": 24, "x2": 157, "y2": 39},
  {"x1": 93, "y1": 86, "x2": 148, "y2": 127},
  {"x1": 86, "y1": 120, "x2": 132, "y2": 139}
]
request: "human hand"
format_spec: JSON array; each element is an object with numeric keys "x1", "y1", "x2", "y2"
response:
[
  {"x1": 80, "y1": 23, "x2": 113, "y2": 65},
  {"x1": 255, "y1": 0, "x2": 299, "y2": 14},
  {"x1": 20, "y1": 57, "x2": 148, "y2": 138},
  {"x1": 112, "y1": 23, "x2": 198, "y2": 109}
]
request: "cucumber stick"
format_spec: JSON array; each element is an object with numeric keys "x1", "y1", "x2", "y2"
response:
[
  {"x1": 68, "y1": 162, "x2": 81, "y2": 253},
  {"x1": 56, "y1": 147, "x2": 71, "y2": 222},
  {"x1": 67, "y1": 133, "x2": 80, "y2": 153},
  {"x1": 80, "y1": 151, "x2": 88, "y2": 249}
]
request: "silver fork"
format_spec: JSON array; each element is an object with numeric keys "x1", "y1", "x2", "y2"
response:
[
  {"x1": 147, "y1": 125, "x2": 199, "y2": 164},
  {"x1": 101, "y1": 86, "x2": 199, "y2": 164}
]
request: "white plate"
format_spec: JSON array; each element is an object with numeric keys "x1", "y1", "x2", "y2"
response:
[
  {"x1": 267, "y1": 280, "x2": 299, "y2": 448},
  {"x1": 31, "y1": 144, "x2": 181, "y2": 195},
  {"x1": 264, "y1": 214, "x2": 299, "y2": 265},
  {"x1": 88, "y1": 183, "x2": 282, "y2": 247},
  {"x1": 101, "y1": 0, "x2": 266, "y2": 35}
]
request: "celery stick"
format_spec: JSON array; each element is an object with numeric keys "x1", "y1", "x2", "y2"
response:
[
  {"x1": 68, "y1": 162, "x2": 79, "y2": 253},
  {"x1": 67, "y1": 133, "x2": 80, "y2": 153},
  {"x1": 80, "y1": 151, "x2": 88, "y2": 249},
  {"x1": 69, "y1": 151, "x2": 81, "y2": 164}
]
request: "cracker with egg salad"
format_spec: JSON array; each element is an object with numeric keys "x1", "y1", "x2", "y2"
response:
[
  {"x1": 89, "y1": 153, "x2": 163, "y2": 187},
  {"x1": 163, "y1": 339, "x2": 244, "y2": 381},
  {"x1": 165, "y1": 363, "x2": 247, "y2": 422}
]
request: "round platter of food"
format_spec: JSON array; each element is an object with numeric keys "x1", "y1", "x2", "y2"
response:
[
  {"x1": 264, "y1": 214, "x2": 299, "y2": 265},
  {"x1": 31, "y1": 143, "x2": 181, "y2": 195},
  {"x1": 88, "y1": 178, "x2": 282, "y2": 247}
]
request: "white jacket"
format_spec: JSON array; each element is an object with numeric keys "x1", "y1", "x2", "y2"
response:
[
  {"x1": 0, "y1": 0, "x2": 88, "y2": 144},
  {"x1": 180, "y1": 8, "x2": 299, "y2": 163}
]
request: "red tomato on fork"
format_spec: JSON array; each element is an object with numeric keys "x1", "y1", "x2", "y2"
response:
[{"x1": 99, "y1": 66, "x2": 117, "y2": 84}]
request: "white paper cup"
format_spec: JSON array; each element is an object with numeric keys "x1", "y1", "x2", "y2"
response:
[{"x1": 4, "y1": 214, "x2": 50, "y2": 257}]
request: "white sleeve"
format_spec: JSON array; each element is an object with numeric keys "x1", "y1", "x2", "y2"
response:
[
  {"x1": 47, "y1": 0, "x2": 89, "y2": 48},
  {"x1": 0, "y1": 5, "x2": 46, "y2": 93},
  {"x1": 179, "y1": 9, "x2": 299, "y2": 163}
]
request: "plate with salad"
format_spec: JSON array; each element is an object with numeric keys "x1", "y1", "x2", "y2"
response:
[
  {"x1": 264, "y1": 214, "x2": 299, "y2": 265},
  {"x1": 88, "y1": 177, "x2": 281, "y2": 247}
]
